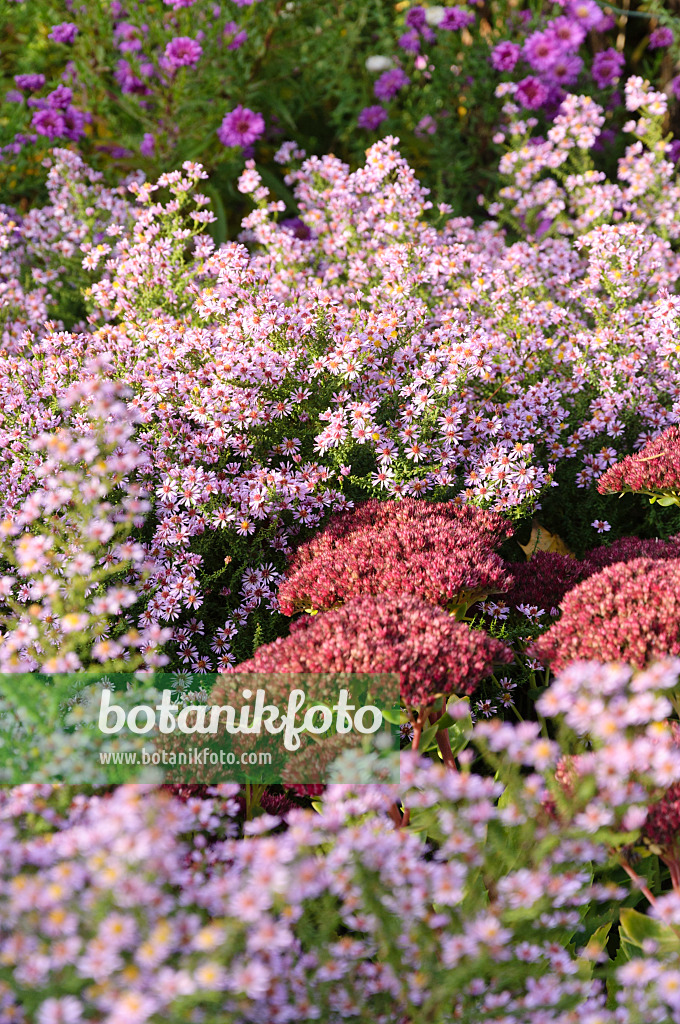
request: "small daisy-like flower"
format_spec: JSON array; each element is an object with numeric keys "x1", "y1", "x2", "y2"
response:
[{"x1": 592, "y1": 520, "x2": 611, "y2": 533}]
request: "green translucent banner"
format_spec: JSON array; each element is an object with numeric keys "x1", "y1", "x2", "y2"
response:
[{"x1": 0, "y1": 672, "x2": 401, "y2": 785}]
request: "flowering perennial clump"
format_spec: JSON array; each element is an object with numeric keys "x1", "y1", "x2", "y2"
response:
[
  {"x1": 235, "y1": 593, "x2": 512, "y2": 708},
  {"x1": 277, "y1": 499, "x2": 513, "y2": 614},
  {"x1": 598, "y1": 425, "x2": 680, "y2": 506},
  {"x1": 532, "y1": 558, "x2": 680, "y2": 671}
]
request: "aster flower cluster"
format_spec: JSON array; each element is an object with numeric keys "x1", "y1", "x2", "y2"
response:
[
  {"x1": 0, "y1": 110, "x2": 679, "y2": 666},
  {"x1": 0, "y1": 660, "x2": 679, "y2": 1020},
  {"x1": 277, "y1": 498, "x2": 513, "y2": 615},
  {"x1": 0, "y1": 372, "x2": 171, "y2": 674}
]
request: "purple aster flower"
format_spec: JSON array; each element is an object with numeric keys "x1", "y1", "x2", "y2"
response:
[
  {"x1": 649, "y1": 27, "x2": 674, "y2": 50},
  {"x1": 14, "y1": 73, "x2": 46, "y2": 91},
  {"x1": 515, "y1": 75, "x2": 549, "y2": 110},
  {"x1": 567, "y1": 0, "x2": 605, "y2": 31},
  {"x1": 5, "y1": 90, "x2": 23, "y2": 104},
  {"x1": 217, "y1": 105, "x2": 265, "y2": 147},
  {"x1": 49, "y1": 22, "x2": 78, "y2": 44},
  {"x1": 414, "y1": 114, "x2": 436, "y2": 137},
  {"x1": 357, "y1": 105, "x2": 388, "y2": 130},
  {"x1": 546, "y1": 54, "x2": 583, "y2": 86},
  {"x1": 62, "y1": 105, "x2": 88, "y2": 141},
  {"x1": 164, "y1": 36, "x2": 203, "y2": 68},
  {"x1": 115, "y1": 59, "x2": 151, "y2": 95},
  {"x1": 398, "y1": 30, "x2": 420, "y2": 53},
  {"x1": 523, "y1": 30, "x2": 561, "y2": 72},
  {"x1": 374, "y1": 67, "x2": 410, "y2": 102},
  {"x1": 439, "y1": 8, "x2": 474, "y2": 30},
  {"x1": 671, "y1": 76, "x2": 680, "y2": 101},
  {"x1": 224, "y1": 21, "x2": 247, "y2": 49},
  {"x1": 669, "y1": 139, "x2": 680, "y2": 164},
  {"x1": 31, "y1": 108, "x2": 66, "y2": 138},
  {"x1": 592, "y1": 48, "x2": 625, "y2": 89},
  {"x1": 280, "y1": 217, "x2": 311, "y2": 240},
  {"x1": 405, "y1": 6, "x2": 426, "y2": 29},
  {"x1": 164, "y1": 0, "x2": 198, "y2": 6},
  {"x1": 140, "y1": 132, "x2": 155, "y2": 156},
  {"x1": 548, "y1": 16, "x2": 586, "y2": 51},
  {"x1": 47, "y1": 85, "x2": 73, "y2": 109},
  {"x1": 490, "y1": 41, "x2": 521, "y2": 72}
]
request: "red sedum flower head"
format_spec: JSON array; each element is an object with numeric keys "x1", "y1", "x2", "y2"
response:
[
  {"x1": 598, "y1": 426, "x2": 680, "y2": 504},
  {"x1": 503, "y1": 551, "x2": 588, "y2": 615},
  {"x1": 277, "y1": 499, "x2": 514, "y2": 615},
  {"x1": 531, "y1": 557, "x2": 680, "y2": 671},
  {"x1": 235, "y1": 592, "x2": 512, "y2": 708},
  {"x1": 583, "y1": 534, "x2": 680, "y2": 573}
]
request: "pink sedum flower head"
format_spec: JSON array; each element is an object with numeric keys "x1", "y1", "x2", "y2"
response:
[
  {"x1": 502, "y1": 552, "x2": 588, "y2": 618},
  {"x1": 235, "y1": 592, "x2": 512, "y2": 708},
  {"x1": 584, "y1": 535, "x2": 680, "y2": 574},
  {"x1": 277, "y1": 499, "x2": 514, "y2": 615},
  {"x1": 598, "y1": 426, "x2": 680, "y2": 507},
  {"x1": 532, "y1": 558, "x2": 680, "y2": 671},
  {"x1": 217, "y1": 105, "x2": 265, "y2": 147}
]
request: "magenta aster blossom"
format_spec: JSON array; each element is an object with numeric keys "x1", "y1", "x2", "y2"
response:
[
  {"x1": 217, "y1": 105, "x2": 265, "y2": 147},
  {"x1": 224, "y1": 21, "x2": 248, "y2": 50},
  {"x1": 14, "y1": 74, "x2": 46, "y2": 91},
  {"x1": 49, "y1": 22, "x2": 78, "y2": 44},
  {"x1": 31, "y1": 108, "x2": 66, "y2": 138},
  {"x1": 515, "y1": 76, "x2": 549, "y2": 109},
  {"x1": 547, "y1": 55, "x2": 583, "y2": 87},
  {"x1": 567, "y1": 0, "x2": 605, "y2": 31},
  {"x1": 405, "y1": 6, "x2": 426, "y2": 29},
  {"x1": 531, "y1": 558, "x2": 680, "y2": 670},
  {"x1": 398, "y1": 30, "x2": 421, "y2": 54},
  {"x1": 357, "y1": 105, "x2": 388, "y2": 130},
  {"x1": 592, "y1": 48, "x2": 625, "y2": 89},
  {"x1": 549, "y1": 16, "x2": 586, "y2": 50},
  {"x1": 164, "y1": 36, "x2": 203, "y2": 68},
  {"x1": 490, "y1": 41, "x2": 521, "y2": 72},
  {"x1": 235, "y1": 592, "x2": 512, "y2": 708},
  {"x1": 649, "y1": 27, "x2": 674, "y2": 50},
  {"x1": 439, "y1": 8, "x2": 475, "y2": 30},
  {"x1": 523, "y1": 31, "x2": 561, "y2": 73},
  {"x1": 374, "y1": 68, "x2": 410, "y2": 102}
]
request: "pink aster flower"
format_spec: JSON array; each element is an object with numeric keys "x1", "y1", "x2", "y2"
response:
[
  {"x1": 515, "y1": 76, "x2": 549, "y2": 110},
  {"x1": 164, "y1": 36, "x2": 203, "y2": 68},
  {"x1": 217, "y1": 105, "x2": 265, "y2": 147},
  {"x1": 37, "y1": 996, "x2": 82, "y2": 1024},
  {"x1": 649, "y1": 27, "x2": 674, "y2": 50},
  {"x1": 490, "y1": 41, "x2": 521, "y2": 72}
]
